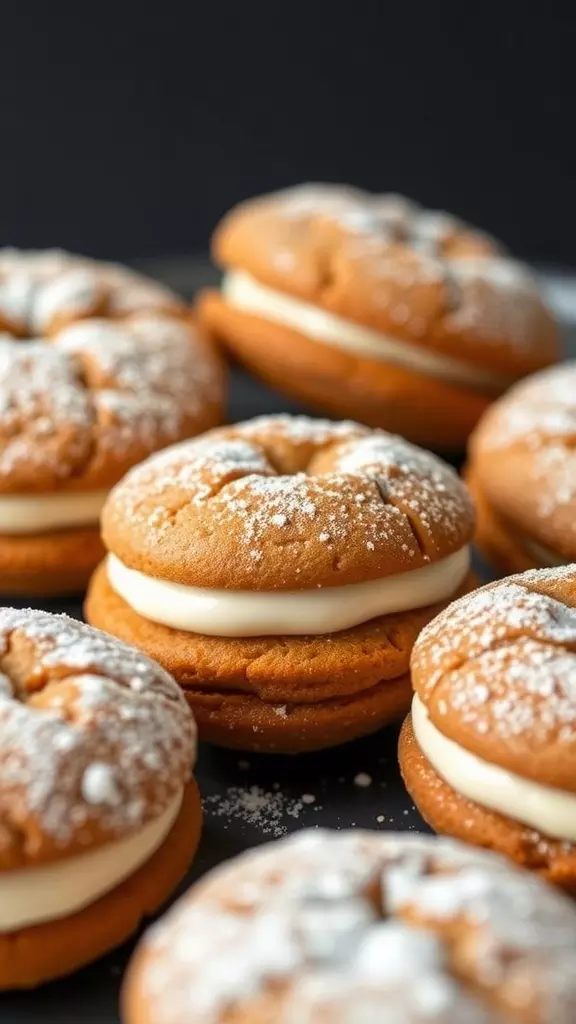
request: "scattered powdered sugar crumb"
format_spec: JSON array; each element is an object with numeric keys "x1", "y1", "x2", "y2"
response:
[
  {"x1": 204, "y1": 784, "x2": 320, "y2": 838},
  {"x1": 301, "y1": 793, "x2": 316, "y2": 805},
  {"x1": 354, "y1": 772, "x2": 373, "y2": 788},
  {"x1": 141, "y1": 829, "x2": 576, "y2": 1022}
]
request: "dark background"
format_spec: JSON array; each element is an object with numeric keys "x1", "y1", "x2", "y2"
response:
[{"x1": 1, "y1": 6, "x2": 575, "y2": 264}]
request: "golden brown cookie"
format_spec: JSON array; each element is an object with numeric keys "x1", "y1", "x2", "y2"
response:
[
  {"x1": 198, "y1": 185, "x2": 558, "y2": 450},
  {"x1": 123, "y1": 828, "x2": 576, "y2": 1023},
  {"x1": 0, "y1": 607, "x2": 200, "y2": 987},
  {"x1": 0, "y1": 248, "x2": 226, "y2": 595},
  {"x1": 468, "y1": 362, "x2": 576, "y2": 574},
  {"x1": 86, "y1": 414, "x2": 476, "y2": 752},
  {"x1": 399, "y1": 566, "x2": 576, "y2": 890}
]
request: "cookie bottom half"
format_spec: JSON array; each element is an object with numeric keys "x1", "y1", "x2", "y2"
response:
[
  {"x1": 0, "y1": 526, "x2": 106, "y2": 596},
  {"x1": 0, "y1": 780, "x2": 202, "y2": 989},
  {"x1": 199, "y1": 291, "x2": 491, "y2": 452},
  {"x1": 399, "y1": 715, "x2": 576, "y2": 893}
]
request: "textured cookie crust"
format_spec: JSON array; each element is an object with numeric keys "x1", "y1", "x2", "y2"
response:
[
  {"x1": 211, "y1": 184, "x2": 558, "y2": 376},
  {"x1": 0, "y1": 314, "x2": 225, "y2": 494},
  {"x1": 0, "y1": 780, "x2": 202, "y2": 990},
  {"x1": 400, "y1": 718, "x2": 576, "y2": 894},
  {"x1": 85, "y1": 563, "x2": 476, "y2": 752},
  {"x1": 468, "y1": 362, "x2": 576, "y2": 562},
  {"x1": 0, "y1": 250, "x2": 225, "y2": 592},
  {"x1": 124, "y1": 828, "x2": 576, "y2": 1023},
  {"x1": 0, "y1": 247, "x2": 183, "y2": 337},
  {"x1": 410, "y1": 567, "x2": 576, "y2": 790},
  {"x1": 0, "y1": 248, "x2": 226, "y2": 494},
  {"x1": 102, "y1": 414, "x2": 474, "y2": 590},
  {"x1": 0, "y1": 607, "x2": 196, "y2": 869}
]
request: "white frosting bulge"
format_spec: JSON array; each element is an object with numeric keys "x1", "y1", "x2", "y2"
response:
[
  {"x1": 412, "y1": 695, "x2": 576, "y2": 842},
  {"x1": 107, "y1": 546, "x2": 470, "y2": 637},
  {"x1": 0, "y1": 489, "x2": 108, "y2": 534},
  {"x1": 223, "y1": 270, "x2": 512, "y2": 391},
  {"x1": 0, "y1": 790, "x2": 182, "y2": 931}
]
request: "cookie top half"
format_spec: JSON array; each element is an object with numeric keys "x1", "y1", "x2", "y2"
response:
[
  {"x1": 0, "y1": 607, "x2": 196, "y2": 869},
  {"x1": 102, "y1": 414, "x2": 474, "y2": 590},
  {"x1": 411, "y1": 566, "x2": 576, "y2": 791},
  {"x1": 0, "y1": 248, "x2": 225, "y2": 492},
  {"x1": 469, "y1": 363, "x2": 576, "y2": 560}
]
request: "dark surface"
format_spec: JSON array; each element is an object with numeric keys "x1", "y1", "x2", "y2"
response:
[
  {"x1": 2, "y1": 8, "x2": 576, "y2": 263},
  {"x1": 1, "y1": 262, "x2": 574, "y2": 1023}
]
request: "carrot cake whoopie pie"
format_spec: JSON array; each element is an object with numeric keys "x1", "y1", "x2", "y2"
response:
[
  {"x1": 0, "y1": 248, "x2": 225, "y2": 595},
  {"x1": 0, "y1": 607, "x2": 201, "y2": 989},
  {"x1": 85, "y1": 414, "x2": 476, "y2": 753},
  {"x1": 467, "y1": 362, "x2": 576, "y2": 575},
  {"x1": 400, "y1": 566, "x2": 576, "y2": 892},
  {"x1": 123, "y1": 828, "x2": 576, "y2": 1023},
  {"x1": 199, "y1": 184, "x2": 558, "y2": 450}
]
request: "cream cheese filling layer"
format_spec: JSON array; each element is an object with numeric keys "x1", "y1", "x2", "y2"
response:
[
  {"x1": 412, "y1": 696, "x2": 576, "y2": 842},
  {"x1": 0, "y1": 790, "x2": 183, "y2": 931},
  {"x1": 0, "y1": 490, "x2": 108, "y2": 535},
  {"x1": 107, "y1": 547, "x2": 470, "y2": 637},
  {"x1": 222, "y1": 271, "x2": 512, "y2": 391}
]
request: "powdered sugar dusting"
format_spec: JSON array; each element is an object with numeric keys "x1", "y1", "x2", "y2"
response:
[
  {"x1": 480, "y1": 363, "x2": 576, "y2": 451},
  {"x1": 0, "y1": 608, "x2": 195, "y2": 857},
  {"x1": 445, "y1": 256, "x2": 541, "y2": 347},
  {"x1": 108, "y1": 416, "x2": 473, "y2": 584},
  {"x1": 413, "y1": 573, "x2": 576, "y2": 746},
  {"x1": 138, "y1": 829, "x2": 576, "y2": 1022},
  {"x1": 237, "y1": 413, "x2": 366, "y2": 448},
  {"x1": 476, "y1": 363, "x2": 576, "y2": 531},
  {"x1": 0, "y1": 312, "x2": 222, "y2": 485},
  {"x1": 275, "y1": 184, "x2": 491, "y2": 260},
  {"x1": 333, "y1": 434, "x2": 469, "y2": 545},
  {"x1": 236, "y1": 184, "x2": 548, "y2": 356},
  {"x1": 0, "y1": 247, "x2": 180, "y2": 336}
]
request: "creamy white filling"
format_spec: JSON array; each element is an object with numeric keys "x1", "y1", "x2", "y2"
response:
[
  {"x1": 0, "y1": 790, "x2": 183, "y2": 931},
  {"x1": 0, "y1": 490, "x2": 108, "y2": 534},
  {"x1": 107, "y1": 547, "x2": 470, "y2": 637},
  {"x1": 412, "y1": 696, "x2": 576, "y2": 842},
  {"x1": 222, "y1": 271, "x2": 511, "y2": 391}
]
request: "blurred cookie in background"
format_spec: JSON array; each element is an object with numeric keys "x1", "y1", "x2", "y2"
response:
[{"x1": 198, "y1": 184, "x2": 559, "y2": 451}]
